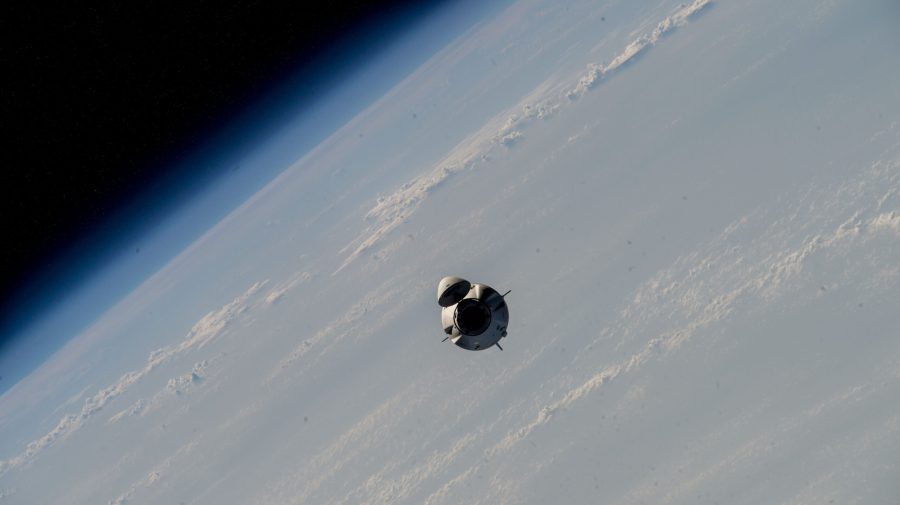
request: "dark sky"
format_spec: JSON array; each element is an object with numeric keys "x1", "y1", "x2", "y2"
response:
[{"x1": 1, "y1": 1, "x2": 453, "y2": 346}]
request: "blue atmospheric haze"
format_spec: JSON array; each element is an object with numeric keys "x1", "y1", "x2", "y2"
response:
[{"x1": 0, "y1": 0, "x2": 505, "y2": 394}]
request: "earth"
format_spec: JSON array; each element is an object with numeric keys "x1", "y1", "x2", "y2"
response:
[{"x1": 2, "y1": 1, "x2": 899, "y2": 503}]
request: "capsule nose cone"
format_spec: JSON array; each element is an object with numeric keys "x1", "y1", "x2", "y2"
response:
[{"x1": 437, "y1": 276, "x2": 471, "y2": 307}]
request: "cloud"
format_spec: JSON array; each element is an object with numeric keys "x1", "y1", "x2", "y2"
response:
[
  {"x1": 107, "y1": 440, "x2": 198, "y2": 505},
  {"x1": 266, "y1": 277, "x2": 411, "y2": 383},
  {"x1": 108, "y1": 360, "x2": 210, "y2": 424},
  {"x1": 567, "y1": 0, "x2": 713, "y2": 99},
  {"x1": 868, "y1": 211, "x2": 900, "y2": 235},
  {"x1": 0, "y1": 282, "x2": 266, "y2": 476},
  {"x1": 264, "y1": 270, "x2": 314, "y2": 305},
  {"x1": 336, "y1": 1, "x2": 715, "y2": 273}
]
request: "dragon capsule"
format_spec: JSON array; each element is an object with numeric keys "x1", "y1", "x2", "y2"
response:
[{"x1": 437, "y1": 276, "x2": 509, "y2": 351}]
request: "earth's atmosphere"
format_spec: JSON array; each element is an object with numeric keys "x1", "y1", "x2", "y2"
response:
[{"x1": 2, "y1": 0, "x2": 899, "y2": 503}]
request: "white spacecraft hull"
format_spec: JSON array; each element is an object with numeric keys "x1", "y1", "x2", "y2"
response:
[{"x1": 438, "y1": 277, "x2": 509, "y2": 351}]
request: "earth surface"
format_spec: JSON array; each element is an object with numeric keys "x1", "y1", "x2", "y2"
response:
[{"x1": 2, "y1": 1, "x2": 899, "y2": 504}]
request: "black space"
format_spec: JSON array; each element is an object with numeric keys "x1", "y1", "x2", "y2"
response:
[{"x1": 1, "y1": 1, "x2": 448, "y2": 332}]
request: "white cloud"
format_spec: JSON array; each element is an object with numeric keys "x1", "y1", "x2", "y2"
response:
[
  {"x1": 567, "y1": 0, "x2": 713, "y2": 99},
  {"x1": 0, "y1": 282, "x2": 265, "y2": 475},
  {"x1": 336, "y1": 1, "x2": 715, "y2": 273}
]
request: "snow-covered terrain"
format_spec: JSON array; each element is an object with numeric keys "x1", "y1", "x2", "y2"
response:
[{"x1": 2, "y1": 0, "x2": 898, "y2": 503}]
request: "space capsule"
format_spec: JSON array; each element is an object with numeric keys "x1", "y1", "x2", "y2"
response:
[{"x1": 437, "y1": 276, "x2": 509, "y2": 351}]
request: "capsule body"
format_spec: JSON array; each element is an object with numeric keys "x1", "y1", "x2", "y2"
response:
[{"x1": 438, "y1": 277, "x2": 509, "y2": 351}]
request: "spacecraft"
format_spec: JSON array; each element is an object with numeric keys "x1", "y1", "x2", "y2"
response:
[{"x1": 437, "y1": 276, "x2": 509, "y2": 351}]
